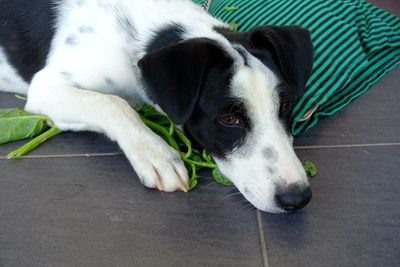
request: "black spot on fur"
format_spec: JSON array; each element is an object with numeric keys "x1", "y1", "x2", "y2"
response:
[
  {"x1": 263, "y1": 147, "x2": 278, "y2": 161},
  {"x1": 65, "y1": 35, "x2": 78, "y2": 46},
  {"x1": 60, "y1": 71, "x2": 84, "y2": 89},
  {"x1": 0, "y1": 0, "x2": 58, "y2": 81},
  {"x1": 267, "y1": 166, "x2": 276, "y2": 175},
  {"x1": 146, "y1": 24, "x2": 186, "y2": 53},
  {"x1": 104, "y1": 77, "x2": 116, "y2": 86},
  {"x1": 60, "y1": 71, "x2": 73, "y2": 81},
  {"x1": 2, "y1": 77, "x2": 11, "y2": 83},
  {"x1": 76, "y1": 0, "x2": 86, "y2": 6},
  {"x1": 79, "y1": 25, "x2": 94, "y2": 34}
]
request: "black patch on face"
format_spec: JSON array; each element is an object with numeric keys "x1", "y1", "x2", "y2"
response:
[
  {"x1": 185, "y1": 66, "x2": 252, "y2": 158},
  {"x1": 146, "y1": 24, "x2": 186, "y2": 53},
  {"x1": 0, "y1": 1, "x2": 58, "y2": 82}
]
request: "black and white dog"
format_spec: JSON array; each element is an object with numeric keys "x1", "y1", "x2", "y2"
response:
[{"x1": 0, "y1": 0, "x2": 314, "y2": 213}]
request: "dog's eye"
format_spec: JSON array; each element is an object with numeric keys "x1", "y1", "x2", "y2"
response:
[
  {"x1": 219, "y1": 114, "x2": 241, "y2": 127},
  {"x1": 280, "y1": 102, "x2": 291, "y2": 114}
]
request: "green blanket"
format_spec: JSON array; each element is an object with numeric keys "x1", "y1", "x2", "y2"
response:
[{"x1": 194, "y1": 0, "x2": 400, "y2": 135}]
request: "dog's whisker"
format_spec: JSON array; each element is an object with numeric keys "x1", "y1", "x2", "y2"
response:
[
  {"x1": 198, "y1": 181, "x2": 219, "y2": 191},
  {"x1": 240, "y1": 203, "x2": 254, "y2": 213},
  {"x1": 221, "y1": 186, "x2": 238, "y2": 194},
  {"x1": 222, "y1": 188, "x2": 237, "y2": 193},
  {"x1": 222, "y1": 191, "x2": 242, "y2": 199}
]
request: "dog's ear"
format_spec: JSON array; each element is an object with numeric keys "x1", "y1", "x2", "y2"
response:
[
  {"x1": 138, "y1": 38, "x2": 232, "y2": 124},
  {"x1": 248, "y1": 26, "x2": 314, "y2": 97}
]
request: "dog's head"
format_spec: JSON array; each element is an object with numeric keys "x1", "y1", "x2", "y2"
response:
[{"x1": 138, "y1": 25, "x2": 314, "y2": 213}]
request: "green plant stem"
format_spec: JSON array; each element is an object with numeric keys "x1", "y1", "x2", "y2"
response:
[
  {"x1": 14, "y1": 94, "x2": 28, "y2": 101},
  {"x1": 139, "y1": 114, "x2": 179, "y2": 151},
  {"x1": 7, "y1": 126, "x2": 62, "y2": 159},
  {"x1": 180, "y1": 154, "x2": 217, "y2": 168},
  {"x1": 175, "y1": 129, "x2": 192, "y2": 158}
]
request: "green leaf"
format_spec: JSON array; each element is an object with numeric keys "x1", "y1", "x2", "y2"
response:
[
  {"x1": 0, "y1": 108, "x2": 49, "y2": 145},
  {"x1": 212, "y1": 168, "x2": 234, "y2": 186},
  {"x1": 229, "y1": 22, "x2": 239, "y2": 32},
  {"x1": 0, "y1": 108, "x2": 31, "y2": 118},
  {"x1": 191, "y1": 153, "x2": 203, "y2": 163},
  {"x1": 303, "y1": 160, "x2": 318, "y2": 177},
  {"x1": 224, "y1": 6, "x2": 238, "y2": 12}
]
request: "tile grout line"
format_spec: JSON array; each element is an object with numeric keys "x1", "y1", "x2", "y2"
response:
[
  {"x1": 256, "y1": 210, "x2": 269, "y2": 267},
  {"x1": 0, "y1": 152, "x2": 123, "y2": 160},
  {"x1": 294, "y1": 142, "x2": 400, "y2": 150},
  {"x1": 1, "y1": 142, "x2": 399, "y2": 160}
]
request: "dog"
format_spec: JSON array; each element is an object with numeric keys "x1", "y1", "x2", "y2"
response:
[{"x1": 0, "y1": 0, "x2": 314, "y2": 213}]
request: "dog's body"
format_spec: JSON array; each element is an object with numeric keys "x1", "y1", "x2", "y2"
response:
[{"x1": 0, "y1": 0, "x2": 314, "y2": 213}]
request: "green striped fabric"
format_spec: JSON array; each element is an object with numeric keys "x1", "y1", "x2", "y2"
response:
[
  {"x1": 193, "y1": 0, "x2": 400, "y2": 135},
  {"x1": 192, "y1": 0, "x2": 208, "y2": 7}
]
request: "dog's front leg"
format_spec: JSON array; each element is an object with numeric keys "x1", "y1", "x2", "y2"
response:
[{"x1": 25, "y1": 69, "x2": 189, "y2": 192}]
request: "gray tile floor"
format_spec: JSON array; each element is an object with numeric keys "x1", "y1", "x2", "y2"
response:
[{"x1": 1, "y1": 1, "x2": 399, "y2": 266}]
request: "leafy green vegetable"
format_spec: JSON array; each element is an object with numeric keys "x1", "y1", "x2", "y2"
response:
[
  {"x1": 2, "y1": 103, "x2": 317, "y2": 190},
  {"x1": 303, "y1": 160, "x2": 318, "y2": 177},
  {"x1": 224, "y1": 6, "x2": 238, "y2": 12},
  {"x1": 0, "y1": 108, "x2": 49, "y2": 145}
]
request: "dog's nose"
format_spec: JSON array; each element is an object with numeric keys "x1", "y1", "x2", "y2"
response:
[{"x1": 275, "y1": 184, "x2": 312, "y2": 211}]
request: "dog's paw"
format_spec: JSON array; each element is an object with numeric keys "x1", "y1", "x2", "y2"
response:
[{"x1": 127, "y1": 137, "x2": 189, "y2": 192}]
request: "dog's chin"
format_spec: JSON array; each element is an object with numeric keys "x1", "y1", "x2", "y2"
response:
[
  {"x1": 245, "y1": 197, "x2": 286, "y2": 214},
  {"x1": 233, "y1": 185, "x2": 286, "y2": 214}
]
